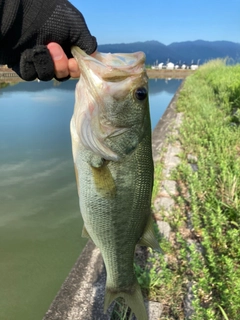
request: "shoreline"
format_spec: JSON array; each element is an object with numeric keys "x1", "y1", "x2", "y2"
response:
[
  {"x1": 147, "y1": 68, "x2": 194, "y2": 79},
  {"x1": 0, "y1": 69, "x2": 195, "y2": 83}
]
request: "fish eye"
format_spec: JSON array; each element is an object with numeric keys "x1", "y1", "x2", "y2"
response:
[{"x1": 134, "y1": 87, "x2": 148, "y2": 101}]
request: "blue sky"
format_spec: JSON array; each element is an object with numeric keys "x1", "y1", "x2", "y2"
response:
[{"x1": 69, "y1": 0, "x2": 239, "y2": 45}]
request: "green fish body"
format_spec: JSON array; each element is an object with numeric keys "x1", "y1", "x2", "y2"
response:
[{"x1": 70, "y1": 47, "x2": 159, "y2": 320}]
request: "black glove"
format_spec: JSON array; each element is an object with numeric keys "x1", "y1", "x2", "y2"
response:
[{"x1": 0, "y1": 0, "x2": 97, "y2": 81}]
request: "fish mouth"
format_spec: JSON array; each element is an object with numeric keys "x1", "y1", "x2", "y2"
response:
[
  {"x1": 71, "y1": 46, "x2": 146, "y2": 81},
  {"x1": 71, "y1": 46, "x2": 148, "y2": 107}
]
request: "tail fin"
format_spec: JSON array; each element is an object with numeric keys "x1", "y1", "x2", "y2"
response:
[{"x1": 104, "y1": 282, "x2": 147, "y2": 320}]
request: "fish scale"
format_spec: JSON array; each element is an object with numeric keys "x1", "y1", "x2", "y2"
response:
[{"x1": 70, "y1": 46, "x2": 160, "y2": 320}]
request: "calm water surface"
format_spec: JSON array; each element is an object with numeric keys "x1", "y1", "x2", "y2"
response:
[{"x1": 0, "y1": 78, "x2": 181, "y2": 320}]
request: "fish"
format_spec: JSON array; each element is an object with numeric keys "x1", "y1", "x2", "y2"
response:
[{"x1": 70, "y1": 46, "x2": 160, "y2": 320}]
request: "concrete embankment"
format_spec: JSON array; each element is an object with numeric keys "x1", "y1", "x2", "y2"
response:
[{"x1": 42, "y1": 81, "x2": 186, "y2": 320}]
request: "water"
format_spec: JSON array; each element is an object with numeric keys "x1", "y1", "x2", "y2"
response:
[
  {"x1": 149, "y1": 79, "x2": 182, "y2": 128},
  {"x1": 0, "y1": 78, "x2": 181, "y2": 320}
]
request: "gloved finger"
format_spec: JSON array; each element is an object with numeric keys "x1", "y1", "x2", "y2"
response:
[
  {"x1": 31, "y1": 46, "x2": 55, "y2": 81},
  {"x1": 54, "y1": 75, "x2": 71, "y2": 82},
  {"x1": 12, "y1": 46, "x2": 55, "y2": 81},
  {"x1": 12, "y1": 49, "x2": 37, "y2": 81},
  {"x1": 60, "y1": 0, "x2": 97, "y2": 55}
]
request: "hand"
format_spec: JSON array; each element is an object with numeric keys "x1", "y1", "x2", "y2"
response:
[
  {"x1": 47, "y1": 43, "x2": 98, "y2": 80},
  {"x1": 47, "y1": 43, "x2": 80, "y2": 79},
  {"x1": 1, "y1": 0, "x2": 97, "y2": 81}
]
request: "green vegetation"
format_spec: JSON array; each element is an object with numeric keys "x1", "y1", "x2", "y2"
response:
[
  {"x1": 111, "y1": 60, "x2": 240, "y2": 319},
  {"x1": 0, "y1": 82, "x2": 9, "y2": 89},
  {"x1": 173, "y1": 60, "x2": 240, "y2": 319}
]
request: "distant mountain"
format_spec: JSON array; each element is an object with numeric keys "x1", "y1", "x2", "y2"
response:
[
  {"x1": 98, "y1": 41, "x2": 177, "y2": 65},
  {"x1": 98, "y1": 40, "x2": 240, "y2": 65}
]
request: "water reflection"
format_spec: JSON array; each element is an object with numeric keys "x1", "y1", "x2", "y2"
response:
[
  {"x1": 0, "y1": 78, "x2": 181, "y2": 320},
  {"x1": 149, "y1": 78, "x2": 182, "y2": 128}
]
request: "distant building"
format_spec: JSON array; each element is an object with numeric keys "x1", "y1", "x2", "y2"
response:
[
  {"x1": 181, "y1": 63, "x2": 188, "y2": 69},
  {"x1": 151, "y1": 59, "x2": 199, "y2": 70},
  {"x1": 190, "y1": 64, "x2": 199, "y2": 70},
  {"x1": 190, "y1": 59, "x2": 200, "y2": 70},
  {"x1": 166, "y1": 62, "x2": 174, "y2": 70}
]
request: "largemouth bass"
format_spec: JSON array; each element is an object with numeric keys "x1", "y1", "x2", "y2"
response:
[{"x1": 70, "y1": 46, "x2": 160, "y2": 320}]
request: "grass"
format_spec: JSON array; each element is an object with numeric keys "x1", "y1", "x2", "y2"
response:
[
  {"x1": 167, "y1": 60, "x2": 240, "y2": 319},
  {"x1": 111, "y1": 60, "x2": 240, "y2": 319},
  {"x1": 172, "y1": 60, "x2": 240, "y2": 319},
  {"x1": 0, "y1": 82, "x2": 9, "y2": 89}
]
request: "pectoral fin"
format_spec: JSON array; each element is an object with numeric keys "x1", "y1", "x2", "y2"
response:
[
  {"x1": 74, "y1": 164, "x2": 80, "y2": 195},
  {"x1": 138, "y1": 216, "x2": 162, "y2": 252},
  {"x1": 91, "y1": 165, "x2": 116, "y2": 198},
  {"x1": 70, "y1": 118, "x2": 80, "y2": 163}
]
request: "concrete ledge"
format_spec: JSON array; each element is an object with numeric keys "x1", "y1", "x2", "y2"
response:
[
  {"x1": 43, "y1": 241, "x2": 111, "y2": 320},
  {"x1": 43, "y1": 80, "x2": 185, "y2": 320}
]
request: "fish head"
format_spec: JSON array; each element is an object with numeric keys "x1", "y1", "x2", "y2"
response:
[{"x1": 71, "y1": 46, "x2": 150, "y2": 161}]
